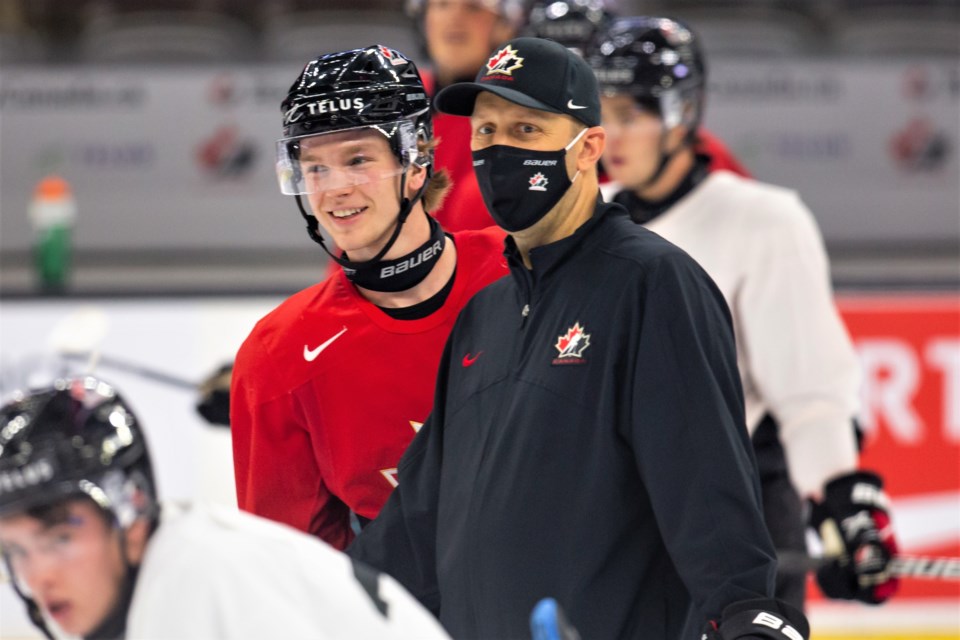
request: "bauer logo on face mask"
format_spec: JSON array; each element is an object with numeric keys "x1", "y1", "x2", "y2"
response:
[
  {"x1": 485, "y1": 45, "x2": 524, "y2": 76},
  {"x1": 284, "y1": 98, "x2": 366, "y2": 124}
]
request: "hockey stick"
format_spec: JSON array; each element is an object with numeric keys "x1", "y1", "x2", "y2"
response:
[
  {"x1": 777, "y1": 550, "x2": 960, "y2": 581},
  {"x1": 49, "y1": 306, "x2": 198, "y2": 391},
  {"x1": 59, "y1": 353, "x2": 198, "y2": 390}
]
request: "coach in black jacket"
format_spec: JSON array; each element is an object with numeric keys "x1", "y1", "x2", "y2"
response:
[{"x1": 350, "y1": 37, "x2": 808, "y2": 640}]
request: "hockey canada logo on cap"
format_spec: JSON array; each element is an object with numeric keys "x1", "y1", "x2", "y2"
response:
[
  {"x1": 553, "y1": 322, "x2": 590, "y2": 365},
  {"x1": 528, "y1": 172, "x2": 548, "y2": 191},
  {"x1": 485, "y1": 45, "x2": 524, "y2": 77}
]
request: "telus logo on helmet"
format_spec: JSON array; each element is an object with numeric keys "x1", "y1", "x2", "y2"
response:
[
  {"x1": 0, "y1": 459, "x2": 55, "y2": 494},
  {"x1": 284, "y1": 98, "x2": 366, "y2": 123}
]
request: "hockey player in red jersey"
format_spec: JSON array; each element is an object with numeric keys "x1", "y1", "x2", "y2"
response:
[
  {"x1": 230, "y1": 45, "x2": 507, "y2": 550},
  {"x1": 405, "y1": 0, "x2": 526, "y2": 232}
]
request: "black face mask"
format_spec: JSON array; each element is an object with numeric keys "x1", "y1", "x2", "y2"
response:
[
  {"x1": 472, "y1": 128, "x2": 586, "y2": 232},
  {"x1": 343, "y1": 213, "x2": 446, "y2": 292}
]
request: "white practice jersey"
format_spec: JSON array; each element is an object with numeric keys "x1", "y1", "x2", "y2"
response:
[
  {"x1": 602, "y1": 172, "x2": 860, "y2": 497},
  {"x1": 127, "y1": 502, "x2": 450, "y2": 640}
]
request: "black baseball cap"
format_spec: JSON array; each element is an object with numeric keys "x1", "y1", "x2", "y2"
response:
[{"x1": 434, "y1": 37, "x2": 601, "y2": 127}]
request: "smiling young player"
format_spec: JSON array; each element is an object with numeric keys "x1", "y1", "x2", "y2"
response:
[{"x1": 230, "y1": 45, "x2": 507, "y2": 550}]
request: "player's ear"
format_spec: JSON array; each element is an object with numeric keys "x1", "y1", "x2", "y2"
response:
[
  {"x1": 667, "y1": 123, "x2": 691, "y2": 150},
  {"x1": 405, "y1": 162, "x2": 428, "y2": 194},
  {"x1": 123, "y1": 517, "x2": 150, "y2": 566}
]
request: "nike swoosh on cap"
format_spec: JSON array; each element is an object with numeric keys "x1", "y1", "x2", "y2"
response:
[
  {"x1": 567, "y1": 99, "x2": 587, "y2": 110},
  {"x1": 304, "y1": 326, "x2": 348, "y2": 362}
]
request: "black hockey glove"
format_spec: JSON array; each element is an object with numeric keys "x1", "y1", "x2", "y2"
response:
[
  {"x1": 704, "y1": 597, "x2": 809, "y2": 640},
  {"x1": 195, "y1": 362, "x2": 233, "y2": 427},
  {"x1": 809, "y1": 470, "x2": 900, "y2": 604}
]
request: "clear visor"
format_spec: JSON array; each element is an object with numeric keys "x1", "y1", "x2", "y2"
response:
[{"x1": 276, "y1": 121, "x2": 417, "y2": 196}]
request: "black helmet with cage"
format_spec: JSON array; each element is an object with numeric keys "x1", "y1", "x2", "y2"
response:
[
  {"x1": 278, "y1": 45, "x2": 443, "y2": 286},
  {"x1": 279, "y1": 44, "x2": 432, "y2": 179},
  {"x1": 586, "y1": 15, "x2": 706, "y2": 133},
  {"x1": 523, "y1": 0, "x2": 616, "y2": 55},
  {"x1": 0, "y1": 376, "x2": 157, "y2": 639}
]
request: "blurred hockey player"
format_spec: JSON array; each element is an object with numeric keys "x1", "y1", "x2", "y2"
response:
[
  {"x1": 405, "y1": 0, "x2": 526, "y2": 231},
  {"x1": 586, "y1": 16, "x2": 900, "y2": 608},
  {"x1": 523, "y1": 0, "x2": 614, "y2": 55},
  {"x1": 230, "y1": 45, "x2": 507, "y2": 549},
  {"x1": 523, "y1": 0, "x2": 752, "y2": 178},
  {"x1": 0, "y1": 377, "x2": 450, "y2": 640}
]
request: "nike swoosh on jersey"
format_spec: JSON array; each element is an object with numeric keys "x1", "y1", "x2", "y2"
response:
[
  {"x1": 462, "y1": 351, "x2": 483, "y2": 367},
  {"x1": 304, "y1": 326, "x2": 348, "y2": 362},
  {"x1": 566, "y1": 99, "x2": 587, "y2": 110}
]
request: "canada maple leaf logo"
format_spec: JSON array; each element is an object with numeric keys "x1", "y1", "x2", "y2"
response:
[
  {"x1": 486, "y1": 45, "x2": 524, "y2": 75},
  {"x1": 528, "y1": 172, "x2": 548, "y2": 191},
  {"x1": 555, "y1": 322, "x2": 591, "y2": 359},
  {"x1": 378, "y1": 45, "x2": 407, "y2": 66}
]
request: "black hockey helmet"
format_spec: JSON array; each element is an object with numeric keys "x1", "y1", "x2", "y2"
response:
[
  {"x1": 586, "y1": 16, "x2": 706, "y2": 132},
  {"x1": 278, "y1": 45, "x2": 440, "y2": 272},
  {"x1": 278, "y1": 44, "x2": 433, "y2": 197},
  {"x1": 523, "y1": 0, "x2": 616, "y2": 55},
  {"x1": 0, "y1": 376, "x2": 157, "y2": 527}
]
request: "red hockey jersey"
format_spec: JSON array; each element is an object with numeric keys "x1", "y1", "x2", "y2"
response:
[{"x1": 231, "y1": 227, "x2": 507, "y2": 549}]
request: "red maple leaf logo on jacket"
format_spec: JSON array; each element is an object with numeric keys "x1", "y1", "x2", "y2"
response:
[{"x1": 555, "y1": 323, "x2": 591, "y2": 359}]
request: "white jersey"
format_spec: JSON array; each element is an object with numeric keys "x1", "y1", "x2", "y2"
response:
[
  {"x1": 127, "y1": 502, "x2": 450, "y2": 640},
  {"x1": 602, "y1": 172, "x2": 860, "y2": 497}
]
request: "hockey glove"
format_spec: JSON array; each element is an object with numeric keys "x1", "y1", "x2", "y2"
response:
[
  {"x1": 705, "y1": 597, "x2": 809, "y2": 640},
  {"x1": 195, "y1": 362, "x2": 233, "y2": 427},
  {"x1": 810, "y1": 470, "x2": 899, "y2": 604}
]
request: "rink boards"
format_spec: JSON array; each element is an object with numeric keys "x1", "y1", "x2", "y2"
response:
[{"x1": 0, "y1": 293, "x2": 956, "y2": 638}]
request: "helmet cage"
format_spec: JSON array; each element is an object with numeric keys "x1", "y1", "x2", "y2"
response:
[{"x1": 276, "y1": 118, "x2": 424, "y2": 196}]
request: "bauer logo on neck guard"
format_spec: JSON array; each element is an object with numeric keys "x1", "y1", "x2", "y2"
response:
[{"x1": 485, "y1": 45, "x2": 524, "y2": 76}]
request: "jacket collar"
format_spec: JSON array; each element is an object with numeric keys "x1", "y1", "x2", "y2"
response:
[{"x1": 503, "y1": 195, "x2": 626, "y2": 282}]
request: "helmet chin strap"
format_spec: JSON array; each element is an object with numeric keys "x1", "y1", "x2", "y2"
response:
[
  {"x1": 295, "y1": 169, "x2": 430, "y2": 269},
  {"x1": 632, "y1": 126, "x2": 694, "y2": 192}
]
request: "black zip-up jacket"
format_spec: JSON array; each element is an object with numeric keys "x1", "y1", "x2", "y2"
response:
[{"x1": 350, "y1": 200, "x2": 777, "y2": 639}]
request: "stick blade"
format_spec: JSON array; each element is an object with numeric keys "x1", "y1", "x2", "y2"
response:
[{"x1": 46, "y1": 306, "x2": 109, "y2": 355}]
